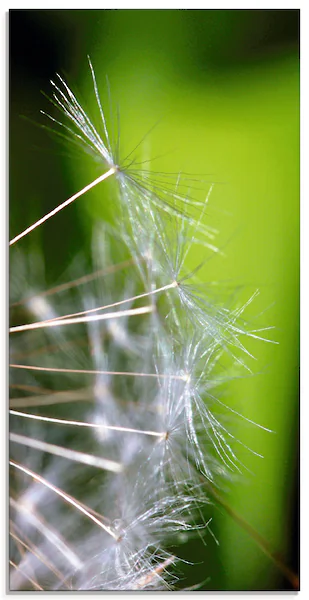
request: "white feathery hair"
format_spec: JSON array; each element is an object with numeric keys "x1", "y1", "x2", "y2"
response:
[{"x1": 9, "y1": 58, "x2": 272, "y2": 591}]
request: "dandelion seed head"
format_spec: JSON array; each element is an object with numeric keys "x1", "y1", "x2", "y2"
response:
[{"x1": 9, "y1": 58, "x2": 273, "y2": 591}]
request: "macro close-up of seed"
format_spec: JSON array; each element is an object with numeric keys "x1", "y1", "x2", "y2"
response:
[{"x1": 9, "y1": 9, "x2": 300, "y2": 593}]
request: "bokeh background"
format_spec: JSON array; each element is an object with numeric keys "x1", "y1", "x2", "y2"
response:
[{"x1": 9, "y1": 9, "x2": 299, "y2": 591}]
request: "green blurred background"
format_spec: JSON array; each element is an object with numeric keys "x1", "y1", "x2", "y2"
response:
[{"x1": 9, "y1": 9, "x2": 299, "y2": 591}]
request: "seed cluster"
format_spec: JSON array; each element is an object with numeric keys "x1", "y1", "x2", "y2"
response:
[{"x1": 9, "y1": 60, "x2": 270, "y2": 591}]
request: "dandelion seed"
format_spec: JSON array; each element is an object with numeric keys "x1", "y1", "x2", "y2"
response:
[
  {"x1": 10, "y1": 58, "x2": 216, "y2": 249},
  {"x1": 9, "y1": 57, "x2": 276, "y2": 592}
]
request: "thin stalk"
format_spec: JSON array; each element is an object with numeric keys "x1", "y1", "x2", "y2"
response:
[
  {"x1": 18, "y1": 281, "x2": 179, "y2": 326},
  {"x1": 9, "y1": 363, "x2": 187, "y2": 381},
  {"x1": 9, "y1": 304, "x2": 153, "y2": 334},
  {"x1": 9, "y1": 560, "x2": 43, "y2": 591},
  {"x1": 9, "y1": 528, "x2": 70, "y2": 589},
  {"x1": 9, "y1": 432, "x2": 123, "y2": 473},
  {"x1": 10, "y1": 387, "x2": 92, "y2": 409},
  {"x1": 10, "y1": 410, "x2": 164, "y2": 439},
  {"x1": 9, "y1": 167, "x2": 116, "y2": 246},
  {"x1": 10, "y1": 259, "x2": 135, "y2": 308},
  {"x1": 10, "y1": 460, "x2": 118, "y2": 540},
  {"x1": 9, "y1": 497, "x2": 82, "y2": 569}
]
